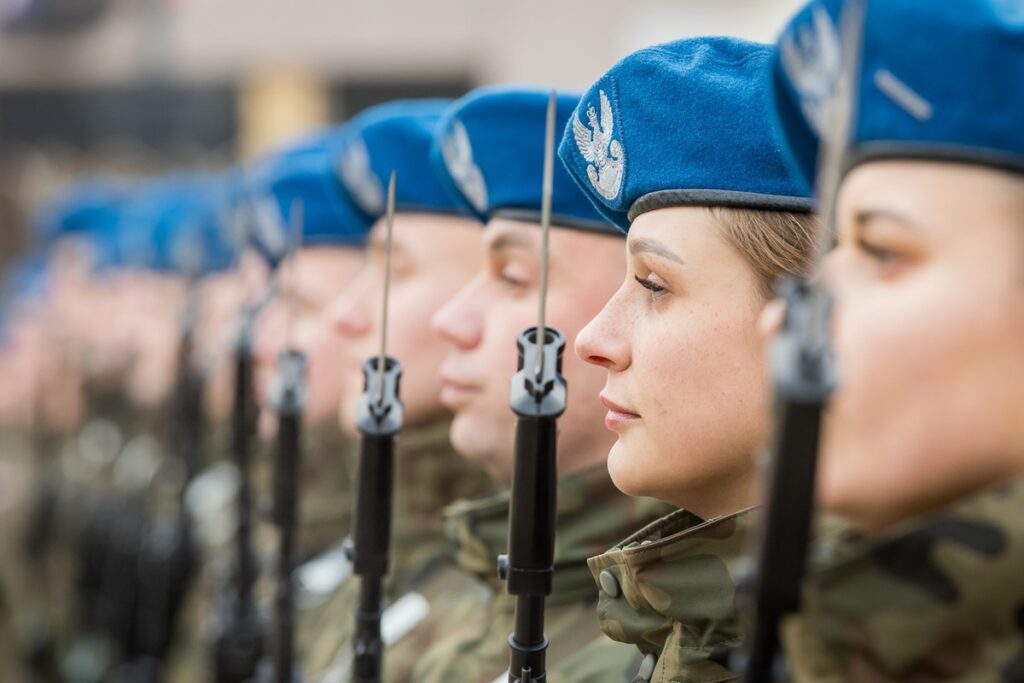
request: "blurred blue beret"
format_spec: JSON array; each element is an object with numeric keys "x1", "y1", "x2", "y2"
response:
[
  {"x1": 558, "y1": 37, "x2": 813, "y2": 233},
  {"x1": 771, "y1": 0, "x2": 1024, "y2": 190},
  {"x1": 113, "y1": 173, "x2": 235, "y2": 276},
  {"x1": 32, "y1": 177, "x2": 126, "y2": 247},
  {"x1": 332, "y1": 100, "x2": 473, "y2": 218},
  {"x1": 431, "y1": 86, "x2": 615, "y2": 234},
  {"x1": 250, "y1": 127, "x2": 375, "y2": 263}
]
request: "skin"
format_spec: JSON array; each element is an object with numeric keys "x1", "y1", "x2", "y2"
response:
[
  {"x1": 118, "y1": 270, "x2": 187, "y2": 409},
  {"x1": 197, "y1": 250, "x2": 271, "y2": 424},
  {"x1": 195, "y1": 271, "x2": 247, "y2": 424},
  {"x1": 431, "y1": 218, "x2": 621, "y2": 485},
  {"x1": 811, "y1": 160, "x2": 1024, "y2": 532},
  {"x1": 330, "y1": 213, "x2": 482, "y2": 437},
  {"x1": 253, "y1": 246, "x2": 365, "y2": 427},
  {"x1": 575, "y1": 207, "x2": 767, "y2": 517}
]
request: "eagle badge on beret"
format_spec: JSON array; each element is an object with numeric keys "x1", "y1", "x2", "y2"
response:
[
  {"x1": 781, "y1": 5, "x2": 841, "y2": 137},
  {"x1": 339, "y1": 137, "x2": 385, "y2": 215},
  {"x1": 572, "y1": 89, "x2": 624, "y2": 201},
  {"x1": 441, "y1": 119, "x2": 488, "y2": 214}
]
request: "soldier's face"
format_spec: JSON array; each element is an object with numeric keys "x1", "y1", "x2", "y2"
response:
[
  {"x1": 432, "y1": 218, "x2": 621, "y2": 484},
  {"x1": 196, "y1": 272, "x2": 246, "y2": 423},
  {"x1": 119, "y1": 270, "x2": 187, "y2": 408},
  {"x1": 817, "y1": 160, "x2": 1024, "y2": 531},
  {"x1": 575, "y1": 207, "x2": 766, "y2": 516},
  {"x1": 331, "y1": 213, "x2": 481, "y2": 436},
  {"x1": 253, "y1": 247, "x2": 364, "y2": 427}
]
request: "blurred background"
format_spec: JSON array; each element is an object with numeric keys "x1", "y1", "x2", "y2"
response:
[{"x1": 0, "y1": 0, "x2": 804, "y2": 268}]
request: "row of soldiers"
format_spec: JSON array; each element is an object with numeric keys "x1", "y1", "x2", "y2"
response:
[{"x1": 1, "y1": 0, "x2": 1022, "y2": 680}]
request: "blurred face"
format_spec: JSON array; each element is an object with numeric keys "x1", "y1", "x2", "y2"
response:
[
  {"x1": 432, "y1": 218, "x2": 621, "y2": 484},
  {"x1": 575, "y1": 207, "x2": 766, "y2": 515},
  {"x1": 816, "y1": 161, "x2": 1024, "y2": 532},
  {"x1": 331, "y1": 213, "x2": 481, "y2": 435},
  {"x1": 254, "y1": 247, "x2": 364, "y2": 426},
  {"x1": 196, "y1": 272, "x2": 246, "y2": 423},
  {"x1": 118, "y1": 270, "x2": 187, "y2": 408}
]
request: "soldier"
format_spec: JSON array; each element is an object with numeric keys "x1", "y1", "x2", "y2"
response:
[
  {"x1": 251, "y1": 130, "x2": 376, "y2": 561},
  {"x1": 301, "y1": 100, "x2": 495, "y2": 682},
  {"x1": 418, "y1": 86, "x2": 674, "y2": 682},
  {"x1": 759, "y1": 0, "x2": 1024, "y2": 679},
  {"x1": 558, "y1": 39, "x2": 818, "y2": 682}
]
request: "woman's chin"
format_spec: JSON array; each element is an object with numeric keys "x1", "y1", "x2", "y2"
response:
[{"x1": 607, "y1": 438, "x2": 650, "y2": 498}]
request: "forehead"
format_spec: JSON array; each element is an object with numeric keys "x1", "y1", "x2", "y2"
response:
[
  {"x1": 483, "y1": 217, "x2": 541, "y2": 252},
  {"x1": 841, "y1": 160, "x2": 1024, "y2": 222}
]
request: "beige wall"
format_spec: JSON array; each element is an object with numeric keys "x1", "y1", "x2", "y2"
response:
[{"x1": 0, "y1": 0, "x2": 805, "y2": 89}]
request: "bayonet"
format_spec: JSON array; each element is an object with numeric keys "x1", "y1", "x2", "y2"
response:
[
  {"x1": 499, "y1": 91, "x2": 567, "y2": 683},
  {"x1": 741, "y1": 2, "x2": 865, "y2": 681},
  {"x1": 263, "y1": 198, "x2": 309, "y2": 683},
  {"x1": 350, "y1": 171, "x2": 404, "y2": 683}
]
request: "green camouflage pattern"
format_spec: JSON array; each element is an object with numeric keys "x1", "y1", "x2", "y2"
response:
[
  {"x1": 780, "y1": 479, "x2": 1024, "y2": 683},
  {"x1": 587, "y1": 507, "x2": 756, "y2": 683},
  {"x1": 412, "y1": 463, "x2": 674, "y2": 683},
  {"x1": 301, "y1": 418, "x2": 495, "y2": 681},
  {"x1": 298, "y1": 423, "x2": 355, "y2": 561}
]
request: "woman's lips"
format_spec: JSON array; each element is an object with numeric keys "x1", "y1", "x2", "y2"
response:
[
  {"x1": 600, "y1": 393, "x2": 641, "y2": 430},
  {"x1": 440, "y1": 376, "x2": 481, "y2": 409}
]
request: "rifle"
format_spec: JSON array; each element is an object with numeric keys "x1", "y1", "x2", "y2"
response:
[
  {"x1": 268, "y1": 348, "x2": 307, "y2": 683},
  {"x1": 741, "y1": 3, "x2": 865, "y2": 681},
  {"x1": 124, "y1": 273, "x2": 205, "y2": 680},
  {"x1": 213, "y1": 303, "x2": 268, "y2": 683},
  {"x1": 350, "y1": 172, "x2": 403, "y2": 683},
  {"x1": 499, "y1": 92, "x2": 567, "y2": 683}
]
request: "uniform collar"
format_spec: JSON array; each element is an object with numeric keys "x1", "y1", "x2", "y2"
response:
[
  {"x1": 443, "y1": 463, "x2": 673, "y2": 606},
  {"x1": 388, "y1": 419, "x2": 495, "y2": 589},
  {"x1": 587, "y1": 506, "x2": 757, "y2": 672}
]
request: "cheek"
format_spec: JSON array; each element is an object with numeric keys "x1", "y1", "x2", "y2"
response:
[{"x1": 825, "y1": 270, "x2": 1024, "y2": 520}]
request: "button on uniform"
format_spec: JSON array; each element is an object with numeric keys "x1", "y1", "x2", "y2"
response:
[{"x1": 598, "y1": 569, "x2": 620, "y2": 598}]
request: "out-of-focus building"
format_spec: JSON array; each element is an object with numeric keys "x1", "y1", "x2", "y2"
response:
[{"x1": 0, "y1": 0, "x2": 804, "y2": 259}]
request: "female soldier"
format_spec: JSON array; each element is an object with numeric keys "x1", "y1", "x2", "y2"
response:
[
  {"x1": 766, "y1": 1, "x2": 1024, "y2": 679},
  {"x1": 561, "y1": 38, "x2": 818, "y2": 682}
]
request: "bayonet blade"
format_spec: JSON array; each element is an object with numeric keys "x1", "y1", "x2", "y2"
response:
[
  {"x1": 378, "y1": 171, "x2": 397, "y2": 404},
  {"x1": 534, "y1": 91, "x2": 557, "y2": 380}
]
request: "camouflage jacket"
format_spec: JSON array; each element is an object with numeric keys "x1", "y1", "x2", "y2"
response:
[
  {"x1": 780, "y1": 479, "x2": 1024, "y2": 683},
  {"x1": 587, "y1": 507, "x2": 755, "y2": 683},
  {"x1": 412, "y1": 463, "x2": 674, "y2": 683},
  {"x1": 301, "y1": 419, "x2": 494, "y2": 681},
  {"x1": 298, "y1": 423, "x2": 355, "y2": 561}
]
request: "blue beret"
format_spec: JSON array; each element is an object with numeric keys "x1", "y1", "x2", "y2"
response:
[
  {"x1": 431, "y1": 86, "x2": 616, "y2": 234},
  {"x1": 558, "y1": 37, "x2": 813, "y2": 233},
  {"x1": 114, "y1": 173, "x2": 236, "y2": 275},
  {"x1": 33, "y1": 177, "x2": 126, "y2": 247},
  {"x1": 251, "y1": 127, "x2": 374, "y2": 260},
  {"x1": 771, "y1": 0, "x2": 1024, "y2": 189},
  {"x1": 333, "y1": 100, "x2": 473, "y2": 218}
]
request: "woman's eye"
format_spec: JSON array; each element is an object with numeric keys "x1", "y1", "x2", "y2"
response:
[
  {"x1": 855, "y1": 238, "x2": 907, "y2": 273},
  {"x1": 634, "y1": 274, "x2": 667, "y2": 298}
]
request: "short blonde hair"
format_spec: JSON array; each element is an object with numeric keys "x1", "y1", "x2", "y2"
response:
[{"x1": 710, "y1": 207, "x2": 820, "y2": 299}]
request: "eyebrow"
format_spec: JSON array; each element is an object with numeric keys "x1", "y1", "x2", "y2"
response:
[
  {"x1": 629, "y1": 237, "x2": 684, "y2": 265},
  {"x1": 852, "y1": 207, "x2": 924, "y2": 234},
  {"x1": 488, "y1": 231, "x2": 537, "y2": 254}
]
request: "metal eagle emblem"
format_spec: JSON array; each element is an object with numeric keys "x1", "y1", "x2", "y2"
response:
[
  {"x1": 781, "y1": 5, "x2": 842, "y2": 137},
  {"x1": 441, "y1": 119, "x2": 488, "y2": 213},
  {"x1": 572, "y1": 89, "x2": 624, "y2": 202},
  {"x1": 339, "y1": 137, "x2": 386, "y2": 216}
]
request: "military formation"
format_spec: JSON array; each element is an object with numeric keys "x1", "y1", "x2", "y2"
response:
[{"x1": 1, "y1": 0, "x2": 1023, "y2": 681}]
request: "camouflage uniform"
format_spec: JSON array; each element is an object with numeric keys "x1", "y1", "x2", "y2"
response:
[
  {"x1": 780, "y1": 480, "x2": 1024, "y2": 683},
  {"x1": 586, "y1": 507, "x2": 756, "y2": 683},
  {"x1": 302, "y1": 419, "x2": 494, "y2": 681},
  {"x1": 412, "y1": 463, "x2": 674, "y2": 683}
]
